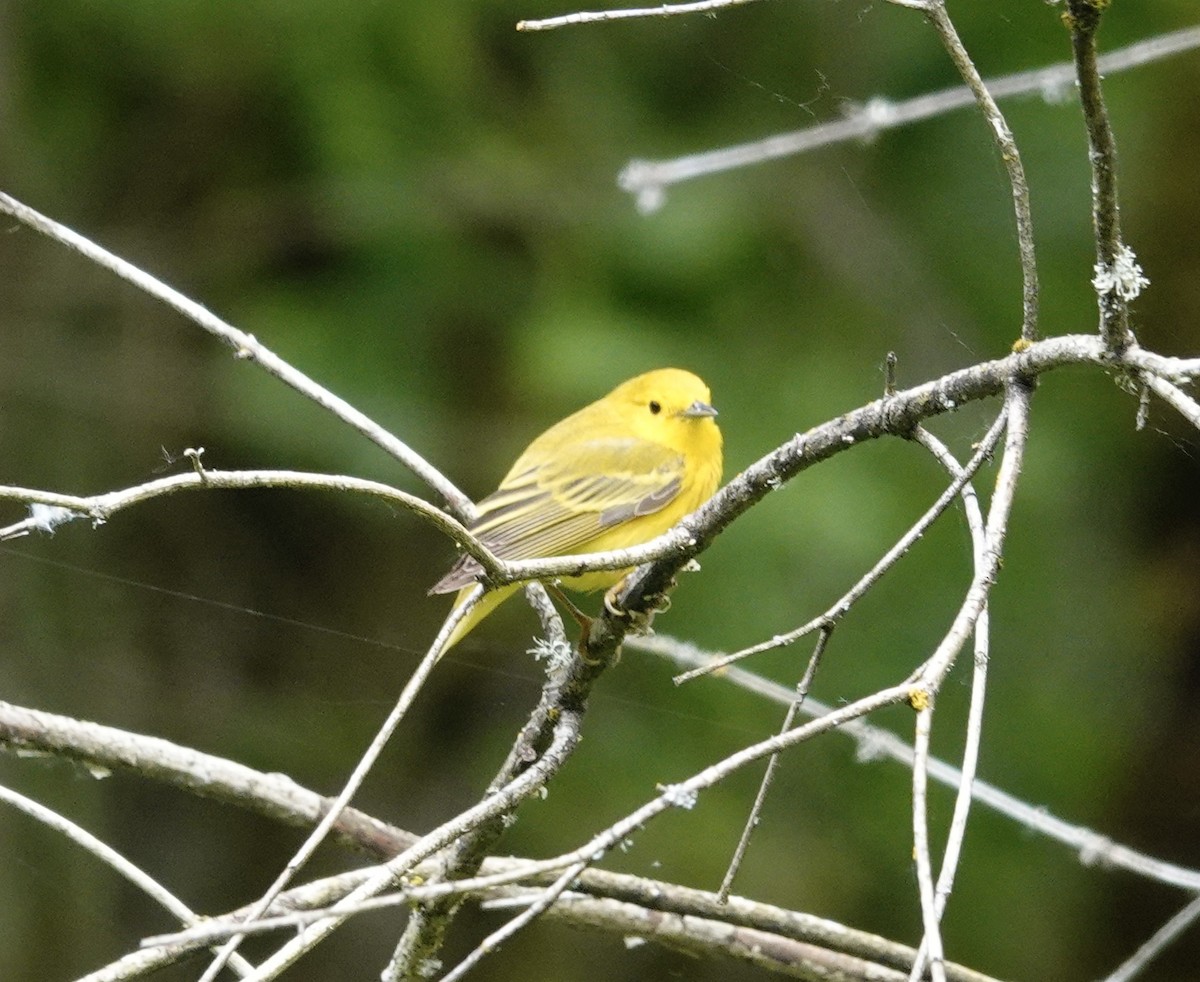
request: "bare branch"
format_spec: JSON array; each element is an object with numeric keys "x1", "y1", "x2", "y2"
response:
[
  {"x1": 0, "y1": 191, "x2": 474, "y2": 520},
  {"x1": 904, "y1": 426, "x2": 991, "y2": 981},
  {"x1": 149, "y1": 868, "x2": 1003, "y2": 982},
  {"x1": 675, "y1": 410, "x2": 1007, "y2": 682},
  {"x1": 902, "y1": 381, "x2": 1034, "y2": 982},
  {"x1": 619, "y1": 26, "x2": 1200, "y2": 209},
  {"x1": 924, "y1": 2, "x2": 1038, "y2": 342},
  {"x1": 1141, "y1": 373, "x2": 1200, "y2": 430},
  {"x1": 517, "y1": 0, "x2": 765, "y2": 33},
  {"x1": 640, "y1": 635, "x2": 1200, "y2": 894},
  {"x1": 911, "y1": 700, "x2": 945, "y2": 982},
  {"x1": 0, "y1": 700, "x2": 411, "y2": 856},
  {"x1": 11, "y1": 685, "x2": 1178, "y2": 982},
  {"x1": 1065, "y1": 1, "x2": 1139, "y2": 351},
  {"x1": 717, "y1": 627, "x2": 832, "y2": 902},
  {"x1": 195, "y1": 593, "x2": 480, "y2": 982},
  {"x1": 1101, "y1": 893, "x2": 1200, "y2": 982},
  {"x1": 439, "y1": 862, "x2": 589, "y2": 982},
  {"x1": 0, "y1": 468, "x2": 500, "y2": 570},
  {"x1": 0, "y1": 783, "x2": 256, "y2": 979},
  {"x1": 524, "y1": 891, "x2": 998, "y2": 980}
]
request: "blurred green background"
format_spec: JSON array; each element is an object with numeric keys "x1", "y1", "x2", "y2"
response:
[{"x1": 2, "y1": 1, "x2": 1199, "y2": 979}]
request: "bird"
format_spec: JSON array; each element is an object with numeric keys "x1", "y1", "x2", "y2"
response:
[{"x1": 429, "y1": 368, "x2": 723, "y2": 654}]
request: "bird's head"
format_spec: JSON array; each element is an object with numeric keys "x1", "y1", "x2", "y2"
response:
[{"x1": 607, "y1": 368, "x2": 722, "y2": 458}]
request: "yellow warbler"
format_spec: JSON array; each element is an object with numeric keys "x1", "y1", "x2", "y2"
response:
[{"x1": 430, "y1": 368, "x2": 723, "y2": 653}]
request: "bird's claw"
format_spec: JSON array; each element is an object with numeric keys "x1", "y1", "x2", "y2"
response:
[{"x1": 603, "y1": 583, "x2": 670, "y2": 636}]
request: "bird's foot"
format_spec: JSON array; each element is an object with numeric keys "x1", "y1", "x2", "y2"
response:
[{"x1": 603, "y1": 582, "x2": 671, "y2": 636}]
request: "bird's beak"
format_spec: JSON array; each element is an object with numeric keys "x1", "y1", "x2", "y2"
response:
[{"x1": 679, "y1": 400, "x2": 718, "y2": 419}]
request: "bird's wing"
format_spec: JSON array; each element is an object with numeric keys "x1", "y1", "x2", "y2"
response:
[{"x1": 429, "y1": 437, "x2": 684, "y2": 594}]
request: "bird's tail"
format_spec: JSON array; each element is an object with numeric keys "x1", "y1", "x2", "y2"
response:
[{"x1": 435, "y1": 582, "x2": 521, "y2": 658}]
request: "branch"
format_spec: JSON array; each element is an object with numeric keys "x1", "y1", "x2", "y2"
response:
[
  {"x1": 1100, "y1": 892, "x2": 1200, "y2": 982},
  {"x1": 517, "y1": 0, "x2": 767, "y2": 32},
  {"x1": 148, "y1": 868, "x2": 1003, "y2": 982},
  {"x1": 1065, "y1": 1, "x2": 1139, "y2": 351},
  {"x1": 0, "y1": 468, "x2": 503, "y2": 572},
  {"x1": 1141, "y1": 372, "x2": 1200, "y2": 430},
  {"x1": 717, "y1": 627, "x2": 831, "y2": 902},
  {"x1": 636, "y1": 636, "x2": 1200, "y2": 893},
  {"x1": 0, "y1": 191, "x2": 475, "y2": 520},
  {"x1": 911, "y1": 698, "x2": 945, "y2": 982},
  {"x1": 221, "y1": 692, "x2": 586, "y2": 980},
  {"x1": 675, "y1": 409, "x2": 1008, "y2": 682},
  {"x1": 0, "y1": 783, "x2": 256, "y2": 979},
  {"x1": 925, "y1": 2, "x2": 1038, "y2": 341},
  {"x1": 195, "y1": 593, "x2": 480, "y2": 981},
  {"x1": 617, "y1": 25, "x2": 1200, "y2": 209},
  {"x1": 903, "y1": 383, "x2": 1030, "y2": 980},
  {"x1": 0, "y1": 700, "x2": 411, "y2": 857},
  {"x1": 2, "y1": 693, "x2": 1153, "y2": 982},
  {"x1": 905, "y1": 425, "x2": 992, "y2": 981}
]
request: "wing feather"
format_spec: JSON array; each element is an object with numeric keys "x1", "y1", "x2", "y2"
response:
[{"x1": 429, "y1": 437, "x2": 684, "y2": 594}]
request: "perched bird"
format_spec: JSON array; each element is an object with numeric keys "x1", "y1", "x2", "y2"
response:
[{"x1": 430, "y1": 368, "x2": 723, "y2": 653}]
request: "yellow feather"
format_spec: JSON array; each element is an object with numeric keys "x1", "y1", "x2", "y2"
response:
[{"x1": 430, "y1": 368, "x2": 723, "y2": 653}]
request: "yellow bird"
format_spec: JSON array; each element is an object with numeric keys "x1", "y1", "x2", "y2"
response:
[{"x1": 430, "y1": 368, "x2": 723, "y2": 653}]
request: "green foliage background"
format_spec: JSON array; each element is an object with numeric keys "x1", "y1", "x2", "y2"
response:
[{"x1": 1, "y1": 2, "x2": 1199, "y2": 979}]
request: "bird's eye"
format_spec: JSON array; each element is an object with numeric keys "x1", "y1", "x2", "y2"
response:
[{"x1": 648, "y1": 400, "x2": 662, "y2": 415}]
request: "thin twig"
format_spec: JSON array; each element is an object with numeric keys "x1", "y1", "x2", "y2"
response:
[
  {"x1": 381, "y1": 583, "x2": 582, "y2": 980},
  {"x1": 0, "y1": 783, "x2": 256, "y2": 979},
  {"x1": 674, "y1": 409, "x2": 1008, "y2": 683},
  {"x1": 1065, "y1": 0, "x2": 1136, "y2": 351},
  {"x1": 1141, "y1": 373, "x2": 1200, "y2": 430},
  {"x1": 1100, "y1": 892, "x2": 1200, "y2": 982},
  {"x1": 716, "y1": 627, "x2": 832, "y2": 903},
  {"x1": 196, "y1": 589, "x2": 483, "y2": 982},
  {"x1": 0, "y1": 191, "x2": 474, "y2": 519},
  {"x1": 924, "y1": 2, "x2": 1038, "y2": 343},
  {"x1": 907, "y1": 428, "x2": 991, "y2": 981},
  {"x1": 0, "y1": 468, "x2": 502, "y2": 574},
  {"x1": 440, "y1": 862, "x2": 589, "y2": 982},
  {"x1": 225, "y1": 706, "x2": 585, "y2": 982},
  {"x1": 910, "y1": 382, "x2": 1030, "y2": 695},
  {"x1": 618, "y1": 25, "x2": 1200, "y2": 210},
  {"x1": 516, "y1": 0, "x2": 942, "y2": 34},
  {"x1": 910, "y1": 700, "x2": 945, "y2": 982},
  {"x1": 902, "y1": 401, "x2": 1025, "y2": 982},
  {"x1": 517, "y1": 0, "x2": 766, "y2": 32}
]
